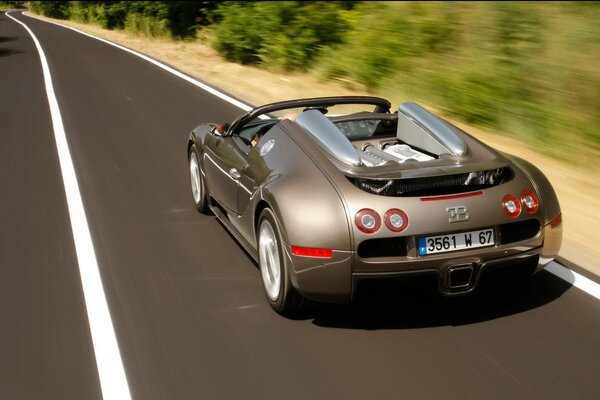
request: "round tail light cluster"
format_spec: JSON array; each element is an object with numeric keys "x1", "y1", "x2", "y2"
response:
[
  {"x1": 384, "y1": 209, "x2": 409, "y2": 232},
  {"x1": 502, "y1": 194, "x2": 521, "y2": 218},
  {"x1": 355, "y1": 209, "x2": 381, "y2": 234},
  {"x1": 520, "y1": 189, "x2": 539, "y2": 214},
  {"x1": 502, "y1": 189, "x2": 539, "y2": 218},
  {"x1": 355, "y1": 208, "x2": 409, "y2": 234}
]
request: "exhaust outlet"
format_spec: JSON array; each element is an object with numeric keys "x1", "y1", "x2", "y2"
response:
[{"x1": 446, "y1": 264, "x2": 474, "y2": 289}]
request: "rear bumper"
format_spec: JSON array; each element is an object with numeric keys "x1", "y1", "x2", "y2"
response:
[
  {"x1": 287, "y1": 218, "x2": 562, "y2": 304},
  {"x1": 353, "y1": 250, "x2": 542, "y2": 299}
]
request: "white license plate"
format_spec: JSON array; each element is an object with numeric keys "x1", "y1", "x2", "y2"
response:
[{"x1": 418, "y1": 228, "x2": 495, "y2": 256}]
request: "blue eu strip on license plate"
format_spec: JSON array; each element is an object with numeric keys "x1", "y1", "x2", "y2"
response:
[{"x1": 418, "y1": 228, "x2": 495, "y2": 256}]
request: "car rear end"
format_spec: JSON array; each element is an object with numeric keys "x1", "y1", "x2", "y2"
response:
[
  {"x1": 342, "y1": 166, "x2": 562, "y2": 298},
  {"x1": 280, "y1": 100, "x2": 562, "y2": 303}
]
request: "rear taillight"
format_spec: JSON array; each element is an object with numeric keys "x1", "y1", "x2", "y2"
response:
[
  {"x1": 355, "y1": 208, "x2": 381, "y2": 234},
  {"x1": 384, "y1": 208, "x2": 409, "y2": 232},
  {"x1": 521, "y1": 189, "x2": 539, "y2": 214},
  {"x1": 291, "y1": 246, "x2": 333, "y2": 258},
  {"x1": 549, "y1": 213, "x2": 562, "y2": 228},
  {"x1": 502, "y1": 194, "x2": 521, "y2": 218}
]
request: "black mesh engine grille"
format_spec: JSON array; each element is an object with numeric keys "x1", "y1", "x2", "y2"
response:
[{"x1": 349, "y1": 167, "x2": 513, "y2": 197}]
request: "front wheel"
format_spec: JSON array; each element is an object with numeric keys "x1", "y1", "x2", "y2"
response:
[
  {"x1": 257, "y1": 208, "x2": 304, "y2": 314},
  {"x1": 189, "y1": 145, "x2": 210, "y2": 214}
]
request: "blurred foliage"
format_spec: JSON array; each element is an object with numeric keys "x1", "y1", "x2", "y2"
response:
[
  {"x1": 0, "y1": 1, "x2": 26, "y2": 9},
  {"x1": 212, "y1": 1, "x2": 349, "y2": 70},
  {"x1": 29, "y1": 1, "x2": 220, "y2": 38},
  {"x1": 27, "y1": 1, "x2": 600, "y2": 162},
  {"x1": 317, "y1": 1, "x2": 600, "y2": 161},
  {"x1": 29, "y1": 1, "x2": 70, "y2": 18},
  {"x1": 210, "y1": 0, "x2": 599, "y2": 160}
]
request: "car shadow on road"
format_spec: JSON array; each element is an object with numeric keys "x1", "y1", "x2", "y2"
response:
[
  {"x1": 0, "y1": 35, "x2": 16, "y2": 43},
  {"x1": 0, "y1": 35, "x2": 21, "y2": 58},
  {"x1": 0, "y1": 48, "x2": 22, "y2": 57},
  {"x1": 294, "y1": 269, "x2": 572, "y2": 330}
]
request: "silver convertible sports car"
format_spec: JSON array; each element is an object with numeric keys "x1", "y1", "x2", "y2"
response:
[{"x1": 187, "y1": 96, "x2": 562, "y2": 314}]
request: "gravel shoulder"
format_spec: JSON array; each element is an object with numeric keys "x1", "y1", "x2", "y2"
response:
[{"x1": 27, "y1": 13, "x2": 599, "y2": 277}]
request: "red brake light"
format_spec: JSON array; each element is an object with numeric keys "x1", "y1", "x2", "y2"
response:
[
  {"x1": 291, "y1": 246, "x2": 333, "y2": 258},
  {"x1": 549, "y1": 213, "x2": 562, "y2": 228},
  {"x1": 384, "y1": 208, "x2": 409, "y2": 232},
  {"x1": 521, "y1": 189, "x2": 539, "y2": 214},
  {"x1": 502, "y1": 194, "x2": 521, "y2": 218},
  {"x1": 355, "y1": 208, "x2": 381, "y2": 234}
]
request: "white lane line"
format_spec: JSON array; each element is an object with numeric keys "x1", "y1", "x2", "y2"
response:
[
  {"x1": 545, "y1": 261, "x2": 600, "y2": 301},
  {"x1": 6, "y1": 12, "x2": 131, "y2": 400},
  {"x1": 18, "y1": 15, "x2": 600, "y2": 304}
]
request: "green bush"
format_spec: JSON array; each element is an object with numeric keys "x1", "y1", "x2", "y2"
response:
[
  {"x1": 259, "y1": 2, "x2": 347, "y2": 70},
  {"x1": 212, "y1": 1, "x2": 348, "y2": 70},
  {"x1": 211, "y1": 2, "x2": 264, "y2": 64},
  {"x1": 29, "y1": 1, "x2": 70, "y2": 19},
  {"x1": 320, "y1": 2, "x2": 458, "y2": 88},
  {"x1": 68, "y1": 2, "x2": 126, "y2": 29},
  {"x1": 65, "y1": 1, "x2": 202, "y2": 38},
  {"x1": 166, "y1": 1, "x2": 200, "y2": 38},
  {"x1": 121, "y1": 1, "x2": 200, "y2": 39},
  {"x1": 0, "y1": 1, "x2": 25, "y2": 9}
]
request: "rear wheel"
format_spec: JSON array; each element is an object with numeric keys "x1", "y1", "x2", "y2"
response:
[
  {"x1": 189, "y1": 145, "x2": 210, "y2": 213},
  {"x1": 257, "y1": 208, "x2": 304, "y2": 314}
]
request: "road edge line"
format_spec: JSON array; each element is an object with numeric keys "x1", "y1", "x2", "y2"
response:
[
  {"x1": 20, "y1": 12, "x2": 600, "y2": 303},
  {"x1": 545, "y1": 261, "x2": 600, "y2": 301},
  {"x1": 6, "y1": 11, "x2": 132, "y2": 400}
]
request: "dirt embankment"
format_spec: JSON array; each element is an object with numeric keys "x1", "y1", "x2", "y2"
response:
[{"x1": 28, "y1": 13, "x2": 600, "y2": 277}]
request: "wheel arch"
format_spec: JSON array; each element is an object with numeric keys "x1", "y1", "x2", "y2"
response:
[
  {"x1": 256, "y1": 173, "x2": 352, "y2": 252},
  {"x1": 254, "y1": 199, "x2": 271, "y2": 236},
  {"x1": 187, "y1": 137, "x2": 194, "y2": 159}
]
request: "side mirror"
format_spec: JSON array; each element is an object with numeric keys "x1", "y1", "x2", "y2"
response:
[{"x1": 212, "y1": 123, "x2": 230, "y2": 136}]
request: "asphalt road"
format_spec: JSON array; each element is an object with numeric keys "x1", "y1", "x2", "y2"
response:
[{"x1": 2, "y1": 11, "x2": 599, "y2": 400}]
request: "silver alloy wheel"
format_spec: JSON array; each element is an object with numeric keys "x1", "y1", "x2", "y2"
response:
[
  {"x1": 259, "y1": 219, "x2": 281, "y2": 301},
  {"x1": 189, "y1": 152, "x2": 201, "y2": 204}
]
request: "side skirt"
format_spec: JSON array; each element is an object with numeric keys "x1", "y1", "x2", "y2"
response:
[{"x1": 209, "y1": 198, "x2": 259, "y2": 263}]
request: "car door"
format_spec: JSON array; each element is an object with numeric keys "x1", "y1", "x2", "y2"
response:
[
  {"x1": 203, "y1": 135, "x2": 248, "y2": 214},
  {"x1": 237, "y1": 146, "x2": 271, "y2": 214},
  {"x1": 236, "y1": 122, "x2": 283, "y2": 215}
]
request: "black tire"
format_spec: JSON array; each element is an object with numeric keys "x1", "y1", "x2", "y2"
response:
[
  {"x1": 257, "y1": 208, "x2": 304, "y2": 314},
  {"x1": 188, "y1": 145, "x2": 210, "y2": 214}
]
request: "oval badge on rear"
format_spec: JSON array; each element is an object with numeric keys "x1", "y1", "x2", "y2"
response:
[{"x1": 260, "y1": 139, "x2": 275, "y2": 156}]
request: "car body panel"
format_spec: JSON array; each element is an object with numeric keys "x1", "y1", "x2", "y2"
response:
[{"x1": 203, "y1": 135, "x2": 248, "y2": 213}]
